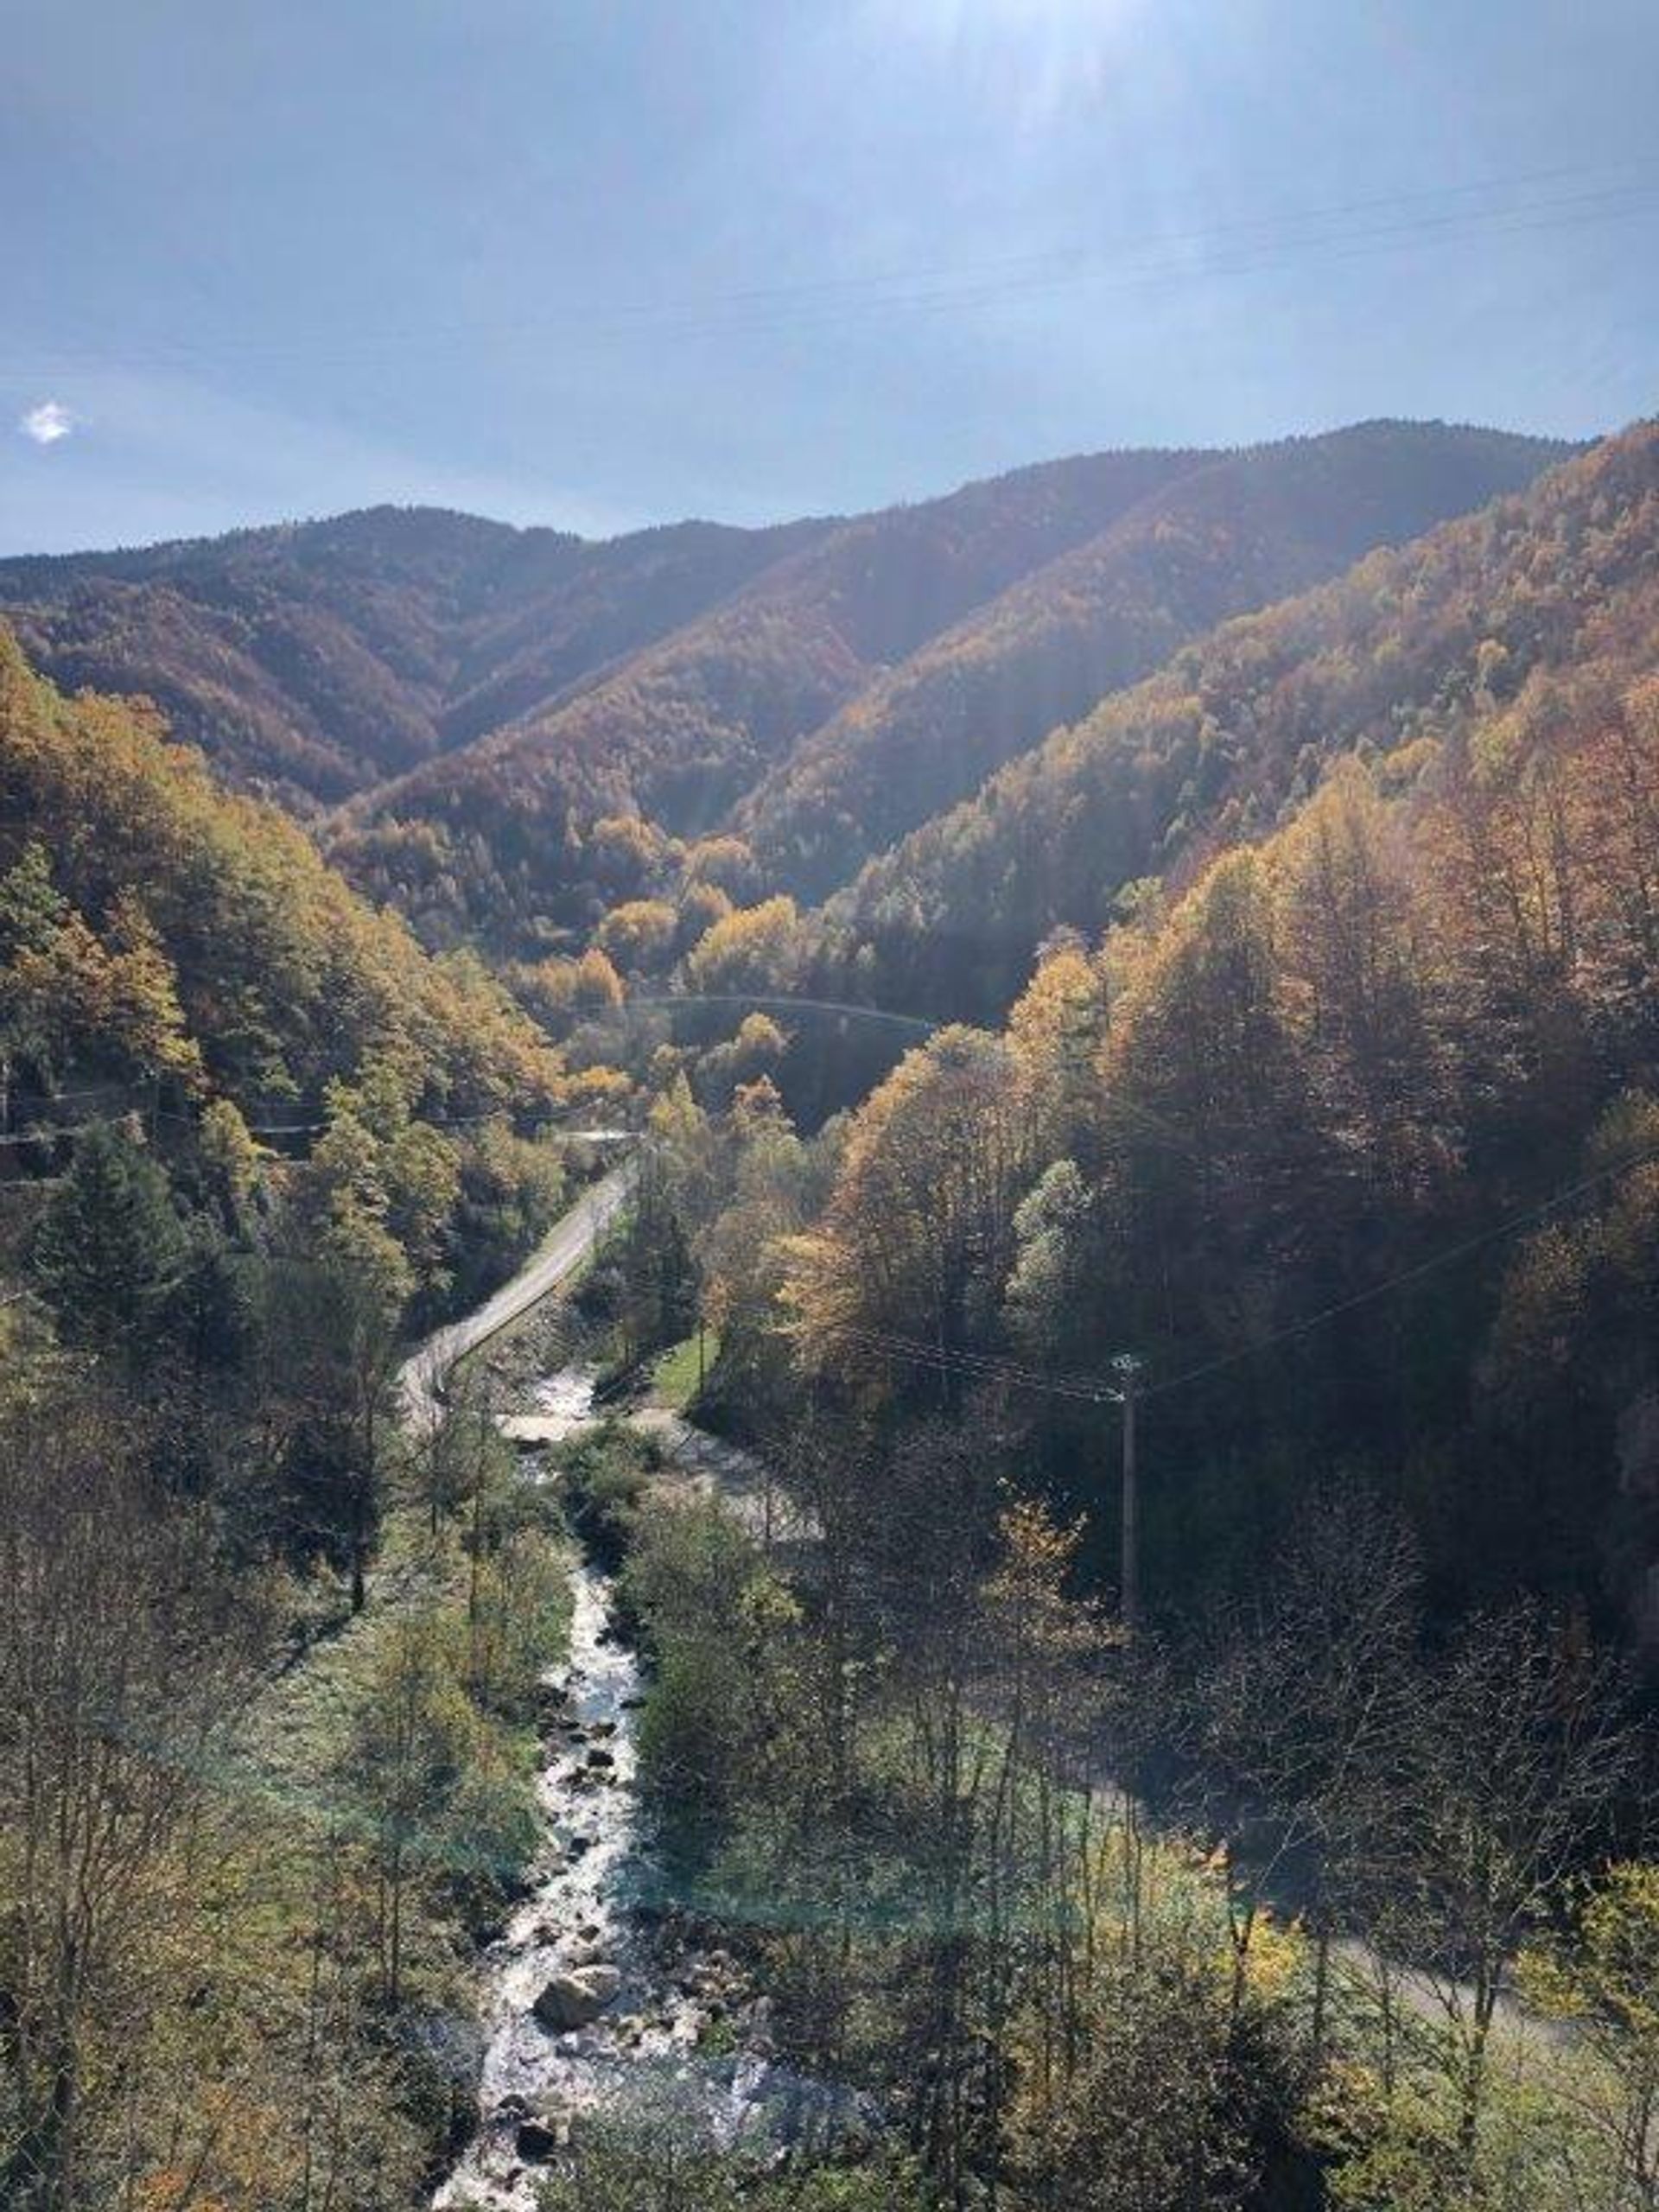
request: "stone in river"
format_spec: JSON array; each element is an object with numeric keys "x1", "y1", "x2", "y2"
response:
[
  {"x1": 515, "y1": 2118, "x2": 561, "y2": 2162},
  {"x1": 533, "y1": 1964, "x2": 622, "y2": 2031}
]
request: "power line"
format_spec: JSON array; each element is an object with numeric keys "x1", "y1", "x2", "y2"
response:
[
  {"x1": 6, "y1": 162, "x2": 1656, "y2": 380},
  {"x1": 1141, "y1": 1136, "x2": 1659, "y2": 1402},
  {"x1": 4, "y1": 1100, "x2": 621, "y2": 1143},
  {"x1": 827, "y1": 1321, "x2": 1125, "y2": 1407},
  {"x1": 623, "y1": 991, "x2": 941, "y2": 1038},
  {"x1": 823, "y1": 1137, "x2": 1659, "y2": 1413},
  {"x1": 619, "y1": 990, "x2": 1205, "y2": 1156},
  {"x1": 17, "y1": 158, "x2": 1617, "y2": 365}
]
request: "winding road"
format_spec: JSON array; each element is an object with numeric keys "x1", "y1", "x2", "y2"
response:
[{"x1": 398, "y1": 1156, "x2": 637, "y2": 1432}]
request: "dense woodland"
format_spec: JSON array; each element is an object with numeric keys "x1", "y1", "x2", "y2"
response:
[
  {"x1": 330, "y1": 426, "x2": 1562, "y2": 952},
  {"x1": 0, "y1": 509, "x2": 823, "y2": 805},
  {"x1": 3, "y1": 424, "x2": 1560, "y2": 957},
  {"x1": 733, "y1": 423, "x2": 1572, "y2": 900},
  {"x1": 4, "y1": 416, "x2": 1659, "y2": 2209},
  {"x1": 798, "y1": 419, "x2": 1659, "y2": 1033},
  {"x1": 0, "y1": 631, "x2": 597, "y2": 2207}
]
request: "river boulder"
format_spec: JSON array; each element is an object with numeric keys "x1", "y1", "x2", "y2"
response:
[
  {"x1": 533, "y1": 1964, "x2": 622, "y2": 2031},
  {"x1": 515, "y1": 2115, "x2": 565, "y2": 2161}
]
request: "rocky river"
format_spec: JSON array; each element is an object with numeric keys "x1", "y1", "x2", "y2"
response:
[{"x1": 434, "y1": 1366, "x2": 830, "y2": 2209}]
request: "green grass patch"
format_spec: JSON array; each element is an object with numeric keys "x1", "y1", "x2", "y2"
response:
[
  {"x1": 647, "y1": 1328, "x2": 720, "y2": 1411},
  {"x1": 242, "y1": 1508, "x2": 451, "y2": 1801},
  {"x1": 237, "y1": 1479, "x2": 574, "y2": 1917}
]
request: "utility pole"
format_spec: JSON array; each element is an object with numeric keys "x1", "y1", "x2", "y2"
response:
[{"x1": 1111, "y1": 1352, "x2": 1145, "y2": 1637}]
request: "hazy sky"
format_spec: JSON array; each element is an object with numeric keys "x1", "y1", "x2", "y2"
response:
[{"x1": 3, "y1": 0, "x2": 1656, "y2": 553}]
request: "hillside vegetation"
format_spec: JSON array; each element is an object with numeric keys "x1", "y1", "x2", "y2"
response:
[
  {"x1": 0, "y1": 626, "x2": 562, "y2": 1121},
  {"x1": 736, "y1": 421, "x2": 1569, "y2": 899},
  {"x1": 4, "y1": 426, "x2": 1571, "y2": 982},
  {"x1": 798, "y1": 419, "x2": 1658, "y2": 1030},
  {"x1": 332, "y1": 445, "x2": 1214, "y2": 945},
  {"x1": 0, "y1": 506, "x2": 823, "y2": 805},
  {"x1": 341, "y1": 424, "x2": 1565, "y2": 953},
  {"x1": 548, "y1": 440, "x2": 1659, "y2": 2199}
]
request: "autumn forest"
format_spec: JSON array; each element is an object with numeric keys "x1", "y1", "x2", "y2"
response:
[{"x1": 4, "y1": 412, "x2": 1659, "y2": 2212}]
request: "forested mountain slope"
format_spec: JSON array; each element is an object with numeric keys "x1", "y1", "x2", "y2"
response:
[
  {"x1": 775, "y1": 619, "x2": 1659, "y2": 1622},
  {"x1": 636, "y1": 421, "x2": 1659, "y2": 1645},
  {"x1": 801, "y1": 420, "x2": 1659, "y2": 1029},
  {"x1": 0, "y1": 626, "x2": 562, "y2": 1122},
  {"x1": 0, "y1": 505, "x2": 823, "y2": 806},
  {"x1": 2, "y1": 426, "x2": 1567, "y2": 969},
  {"x1": 736, "y1": 422, "x2": 1570, "y2": 900},
  {"x1": 331, "y1": 446, "x2": 1213, "y2": 946}
]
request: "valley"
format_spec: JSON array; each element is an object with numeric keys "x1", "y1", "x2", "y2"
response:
[
  {"x1": 4, "y1": 411, "x2": 1659, "y2": 2212},
  {"x1": 10, "y1": 5, "x2": 1657, "y2": 2203}
]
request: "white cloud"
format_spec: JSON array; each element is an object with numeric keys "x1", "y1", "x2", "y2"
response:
[
  {"x1": 2, "y1": 366, "x2": 652, "y2": 555},
  {"x1": 20, "y1": 400, "x2": 75, "y2": 446}
]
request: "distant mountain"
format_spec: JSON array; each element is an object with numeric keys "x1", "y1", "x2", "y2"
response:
[
  {"x1": 734, "y1": 423, "x2": 1573, "y2": 900},
  {"x1": 0, "y1": 423, "x2": 1575, "y2": 964},
  {"x1": 332, "y1": 447, "x2": 1214, "y2": 945},
  {"x1": 337, "y1": 425, "x2": 1568, "y2": 952},
  {"x1": 799, "y1": 419, "x2": 1658, "y2": 1033},
  {"x1": 0, "y1": 505, "x2": 824, "y2": 807}
]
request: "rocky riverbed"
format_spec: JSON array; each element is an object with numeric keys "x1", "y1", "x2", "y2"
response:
[{"x1": 435, "y1": 1370, "x2": 809, "y2": 2209}]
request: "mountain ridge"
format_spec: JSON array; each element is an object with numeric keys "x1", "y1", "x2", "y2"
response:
[
  {"x1": 734, "y1": 420, "x2": 1574, "y2": 899},
  {"x1": 0, "y1": 421, "x2": 1582, "y2": 964},
  {"x1": 793, "y1": 416, "x2": 1659, "y2": 1039},
  {"x1": 0, "y1": 503, "x2": 835, "y2": 805}
]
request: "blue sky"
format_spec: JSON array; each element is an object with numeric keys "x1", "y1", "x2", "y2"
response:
[{"x1": 3, "y1": 0, "x2": 1656, "y2": 554}]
